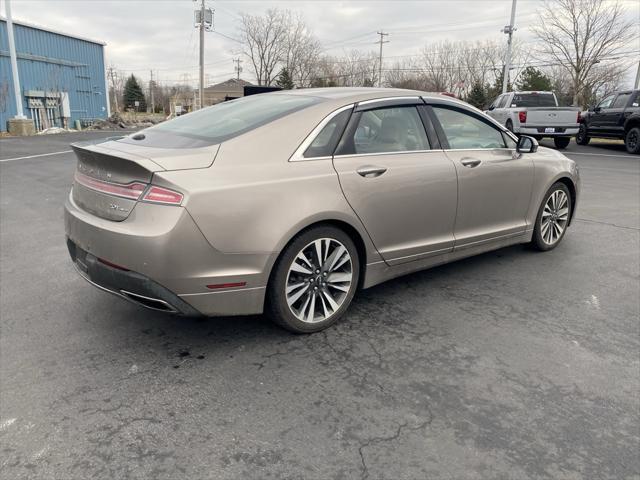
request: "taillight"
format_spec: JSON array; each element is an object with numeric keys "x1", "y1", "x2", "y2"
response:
[
  {"x1": 141, "y1": 186, "x2": 184, "y2": 205},
  {"x1": 518, "y1": 111, "x2": 527, "y2": 123},
  {"x1": 74, "y1": 172, "x2": 146, "y2": 200},
  {"x1": 577, "y1": 111, "x2": 581, "y2": 123}
]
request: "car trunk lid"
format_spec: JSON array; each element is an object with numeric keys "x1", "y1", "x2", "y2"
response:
[
  {"x1": 70, "y1": 138, "x2": 218, "y2": 221},
  {"x1": 523, "y1": 108, "x2": 579, "y2": 126}
]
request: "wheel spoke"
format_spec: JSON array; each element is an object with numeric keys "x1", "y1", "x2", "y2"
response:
[
  {"x1": 291, "y1": 259, "x2": 312, "y2": 275},
  {"x1": 305, "y1": 293, "x2": 316, "y2": 322},
  {"x1": 328, "y1": 272, "x2": 352, "y2": 283},
  {"x1": 321, "y1": 289, "x2": 339, "y2": 312},
  {"x1": 323, "y1": 245, "x2": 346, "y2": 272},
  {"x1": 558, "y1": 193, "x2": 568, "y2": 209},
  {"x1": 314, "y1": 240, "x2": 325, "y2": 267},
  {"x1": 286, "y1": 282, "x2": 307, "y2": 294},
  {"x1": 287, "y1": 284, "x2": 309, "y2": 306},
  {"x1": 328, "y1": 283, "x2": 349, "y2": 293}
]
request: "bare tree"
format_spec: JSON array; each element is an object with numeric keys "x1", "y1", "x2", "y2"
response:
[
  {"x1": 239, "y1": 9, "x2": 288, "y2": 86},
  {"x1": 533, "y1": 0, "x2": 634, "y2": 107},
  {"x1": 281, "y1": 11, "x2": 322, "y2": 87},
  {"x1": 107, "y1": 65, "x2": 124, "y2": 113}
]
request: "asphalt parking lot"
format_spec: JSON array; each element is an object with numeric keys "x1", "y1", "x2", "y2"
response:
[{"x1": 1, "y1": 132, "x2": 638, "y2": 479}]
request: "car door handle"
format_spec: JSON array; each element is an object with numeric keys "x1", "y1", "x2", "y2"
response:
[
  {"x1": 357, "y1": 166, "x2": 387, "y2": 178},
  {"x1": 461, "y1": 159, "x2": 481, "y2": 168}
]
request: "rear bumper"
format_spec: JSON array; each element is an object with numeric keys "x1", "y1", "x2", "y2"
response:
[
  {"x1": 518, "y1": 126, "x2": 579, "y2": 136},
  {"x1": 67, "y1": 239, "x2": 201, "y2": 315},
  {"x1": 64, "y1": 191, "x2": 274, "y2": 316}
]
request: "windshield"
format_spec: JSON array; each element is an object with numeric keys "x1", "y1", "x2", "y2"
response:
[
  {"x1": 510, "y1": 93, "x2": 557, "y2": 108},
  {"x1": 143, "y1": 93, "x2": 320, "y2": 144}
]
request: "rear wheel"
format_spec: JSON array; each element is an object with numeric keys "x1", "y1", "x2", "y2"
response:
[
  {"x1": 625, "y1": 127, "x2": 640, "y2": 154},
  {"x1": 531, "y1": 182, "x2": 572, "y2": 251},
  {"x1": 554, "y1": 136, "x2": 571, "y2": 149},
  {"x1": 266, "y1": 226, "x2": 360, "y2": 333},
  {"x1": 576, "y1": 124, "x2": 590, "y2": 145}
]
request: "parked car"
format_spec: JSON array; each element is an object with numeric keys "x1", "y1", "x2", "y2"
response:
[
  {"x1": 486, "y1": 91, "x2": 580, "y2": 149},
  {"x1": 576, "y1": 89, "x2": 640, "y2": 154},
  {"x1": 65, "y1": 88, "x2": 580, "y2": 333}
]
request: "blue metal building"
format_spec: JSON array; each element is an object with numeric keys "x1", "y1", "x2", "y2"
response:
[{"x1": 0, "y1": 17, "x2": 108, "y2": 132}]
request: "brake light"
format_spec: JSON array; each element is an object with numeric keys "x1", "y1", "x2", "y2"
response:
[
  {"x1": 141, "y1": 186, "x2": 184, "y2": 205},
  {"x1": 74, "y1": 172, "x2": 145, "y2": 200},
  {"x1": 518, "y1": 111, "x2": 527, "y2": 123},
  {"x1": 577, "y1": 111, "x2": 581, "y2": 123}
]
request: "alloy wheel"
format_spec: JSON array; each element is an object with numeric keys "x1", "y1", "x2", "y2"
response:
[
  {"x1": 285, "y1": 238, "x2": 353, "y2": 323},
  {"x1": 627, "y1": 129, "x2": 639, "y2": 152},
  {"x1": 540, "y1": 189, "x2": 569, "y2": 245}
]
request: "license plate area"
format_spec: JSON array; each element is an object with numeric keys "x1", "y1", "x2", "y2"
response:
[{"x1": 545, "y1": 127, "x2": 555, "y2": 133}]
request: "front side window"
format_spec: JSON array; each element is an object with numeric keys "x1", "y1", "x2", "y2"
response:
[
  {"x1": 598, "y1": 95, "x2": 615, "y2": 109},
  {"x1": 490, "y1": 95, "x2": 502, "y2": 109},
  {"x1": 432, "y1": 106, "x2": 507, "y2": 150},
  {"x1": 348, "y1": 106, "x2": 430, "y2": 155},
  {"x1": 612, "y1": 93, "x2": 631, "y2": 108}
]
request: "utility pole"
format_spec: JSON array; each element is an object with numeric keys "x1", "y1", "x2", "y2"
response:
[
  {"x1": 376, "y1": 31, "x2": 389, "y2": 88},
  {"x1": 501, "y1": 0, "x2": 517, "y2": 94},
  {"x1": 107, "y1": 66, "x2": 119, "y2": 113},
  {"x1": 194, "y1": 0, "x2": 212, "y2": 109},
  {"x1": 149, "y1": 70, "x2": 154, "y2": 113},
  {"x1": 198, "y1": 0, "x2": 205, "y2": 109},
  {"x1": 5, "y1": 0, "x2": 25, "y2": 118},
  {"x1": 233, "y1": 58, "x2": 243, "y2": 80}
]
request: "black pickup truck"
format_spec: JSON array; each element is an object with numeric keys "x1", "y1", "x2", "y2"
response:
[{"x1": 577, "y1": 89, "x2": 640, "y2": 154}]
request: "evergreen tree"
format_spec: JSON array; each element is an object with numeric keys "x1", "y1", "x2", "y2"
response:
[
  {"x1": 275, "y1": 68, "x2": 295, "y2": 90},
  {"x1": 517, "y1": 67, "x2": 553, "y2": 91},
  {"x1": 123, "y1": 75, "x2": 146, "y2": 111},
  {"x1": 465, "y1": 82, "x2": 488, "y2": 109}
]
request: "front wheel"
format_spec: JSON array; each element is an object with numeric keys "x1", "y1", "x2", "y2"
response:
[
  {"x1": 625, "y1": 127, "x2": 640, "y2": 154},
  {"x1": 576, "y1": 124, "x2": 590, "y2": 145},
  {"x1": 531, "y1": 182, "x2": 572, "y2": 251},
  {"x1": 266, "y1": 226, "x2": 360, "y2": 333},
  {"x1": 554, "y1": 136, "x2": 571, "y2": 149}
]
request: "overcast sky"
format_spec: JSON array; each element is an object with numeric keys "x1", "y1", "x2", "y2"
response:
[{"x1": 5, "y1": 0, "x2": 640, "y2": 87}]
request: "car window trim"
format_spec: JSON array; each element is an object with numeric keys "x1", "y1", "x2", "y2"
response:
[
  {"x1": 355, "y1": 96, "x2": 423, "y2": 111},
  {"x1": 289, "y1": 104, "x2": 354, "y2": 162},
  {"x1": 333, "y1": 104, "x2": 433, "y2": 156},
  {"x1": 425, "y1": 103, "x2": 509, "y2": 150}
]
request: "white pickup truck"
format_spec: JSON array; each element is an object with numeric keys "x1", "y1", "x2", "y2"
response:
[{"x1": 486, "y1": 91, "x2": 580, "y2": 149}]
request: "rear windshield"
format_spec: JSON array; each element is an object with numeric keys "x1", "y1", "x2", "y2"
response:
[
  {"x1": 510, "y1": 93, "x2": 557, "y2": 108},
  {"x1": 143, "y1": 93, "x2": 320, "y2": 145}
]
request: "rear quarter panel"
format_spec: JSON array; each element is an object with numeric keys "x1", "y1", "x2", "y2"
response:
[{"x1": 154, "y1": 106, "x2": 382, "y2": 265}]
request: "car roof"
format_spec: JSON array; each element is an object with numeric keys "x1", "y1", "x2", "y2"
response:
[{"x1": 268, "y1": 86, "x2": 470, "y2": 108}]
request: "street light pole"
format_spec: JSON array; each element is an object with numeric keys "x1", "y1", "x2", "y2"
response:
[
  {"x1": 501, "y1": 0, "x2": 517, "y2": 94},
  {"x1": 5, "y1": 0, "x2": 25, "y2": 118}
]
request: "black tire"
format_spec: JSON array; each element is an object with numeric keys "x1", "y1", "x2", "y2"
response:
[
  {"x1": 266, "y1": 225, "x2": 360, "y2": 333},
  {"x1": 625, "y1": 126, "x2": 640, "y2": 154},
  {"x1": 576, "y1": 124, "x2": 590, "y2": 145},
  {"x1": 554, "y1": 136, "x2": 571, "y2": 149},
  {"x1": 531, "y1": 182, "x2": 572, "y2": 252}
]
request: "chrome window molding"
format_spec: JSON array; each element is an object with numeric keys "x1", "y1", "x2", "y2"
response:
[
  {"x1": 357, "y1": 96, "x2": 422, "y2": 107},
  {"x1": 334, "y1": 149, "x2": 443, "y2": 159},
  {"x1": 289, "y1": 104, "x2": 354, "y2": 162}
]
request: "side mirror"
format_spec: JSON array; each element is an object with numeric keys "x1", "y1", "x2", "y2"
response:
[
  {"x1": 594, "y1": 106, "x2": 601, "y2": 113},
  {"x1": 517, "y1": 135, "x2": 538, "y2": 154},
  {"x1": 488, "y1": 105, "x2": 495, "y2": 111}
]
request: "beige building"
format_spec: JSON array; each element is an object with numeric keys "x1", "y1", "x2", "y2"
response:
[{"x1": 201, "y1": 78, "x2": 253, "y2": 106}]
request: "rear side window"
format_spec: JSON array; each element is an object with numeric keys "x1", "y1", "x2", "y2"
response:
[
  {"x1": 510, "y1": 93, "x2": 556, "y2": 108},
  {"x1": 145, "y1": 94, "x2": 320, "y2": 144},
  {"x1": 304, "y1": 108, "x2": 352, "y2": 158},
  {"x1": 432, "y1": 106, "x2": 506, "y2": 149},
  {"x1": 612, "y1": 93, "x2": 631, "y2": 108}
]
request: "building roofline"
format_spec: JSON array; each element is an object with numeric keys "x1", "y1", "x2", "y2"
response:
[{"x1": 0, "y1": 16, "x2": 106, "y2": 46}]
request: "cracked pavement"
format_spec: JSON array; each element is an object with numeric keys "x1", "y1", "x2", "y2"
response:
[{"x1": 1, "y1": 133, "x2": 639, "y2": 479}]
